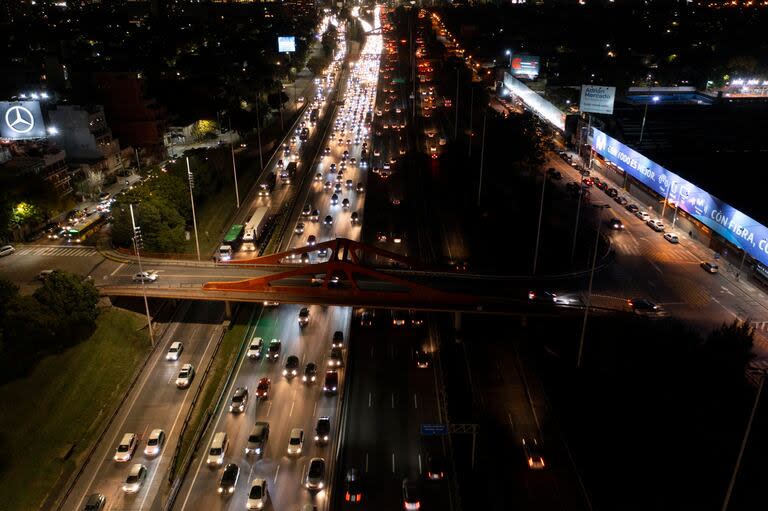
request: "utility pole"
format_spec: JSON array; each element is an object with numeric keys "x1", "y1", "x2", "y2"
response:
[
  {"x1": 532, "y1": 171, "x2": 547, "y2": 275},
  {"x1": 134, "y1": 147, "x2": 141, "y2": 174},
  {"x1": 454, "y1": 68, "x2": 460, "y2": 139},
  {"x1": 255, "y1": 93, "x2": 264, "y2": 171},
  {"x1": 186, "y1": 157, "x2": 201, "y2": 261},
  {"x1": 570, "y1": 187, "x2": 584, "y2": 264},
  {"x1": 477, "y1": 107, "x2": 487, "y2": 208},
  {"x1": 468, "y1": 87, "x2": 474, "y2": 158},
  {"x1": 577, "y1": 221, "x2": 601, "y2": 368},
  {"x1": 229, "y1": 117, "x2": 240, "y2": 209},
  {"x1": 129, "y1": 204, "x2": 154, "y2": 347}
]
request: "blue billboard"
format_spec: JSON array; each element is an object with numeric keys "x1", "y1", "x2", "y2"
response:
[{"x1": 592, "y1": 128, "x2": 768, "y2": 267}]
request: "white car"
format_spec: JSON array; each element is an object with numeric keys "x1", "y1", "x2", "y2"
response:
[
  {"x1": 122, "y1": 464, "x2": 147, "y2": 494},
  {"x1": 247, "y1": 337, "x2": 263, "y2": 359},
  {"x1": 166, "y1": 341, "x2": 183, "y2": 361},
  {"x1": 175, "y1": 363, "x2": 194, "y2": 388},
  {"x1": 114, "y1": 433, "x2": 138, "y2": 462},
  {"x1": 646, "y1": 219, "x2": 665, "y2": 232},
  {"x1": 636, "y1": 210, "x2": 651, "y2": 222},
  {"x1": 663, "y1": 233, "x2": 679, "y2": 244},
  {"x1": 247, "y1": 478, "x2": 268, "y2": 510},
  {"x1": 144, "y1": 429, "x2": 165, "y2": 456},
  {"x1": 287, "y1": 428, "x2": 304, "y2": 455},
  {"x1": 132, "y1": 271, "x2": 158, "y2": 283},
  {"x1": 0, "y1": 244, "x2": 15, "y2": 257}
]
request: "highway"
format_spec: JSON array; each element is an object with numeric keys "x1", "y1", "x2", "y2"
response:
[
  {"x1": 59, "y1": 301, "x2": 225, "y2": 511},
  {"x1": 172, "y1": 10, "x2": 383, "y2": 511}
]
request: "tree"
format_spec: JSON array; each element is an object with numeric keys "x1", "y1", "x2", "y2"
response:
[
  {"x1": 33, "y1": 271, "x2": 100, "y2": 344},
  {"x1": 307, "y1": 55, "x2": 329, "y2": 77},
  {"x1": 84, "y1": 169, "x2": 105, "y2": 199},
  {"x1": 701, "y1": 320, "x2": 755, "y2": 387}
]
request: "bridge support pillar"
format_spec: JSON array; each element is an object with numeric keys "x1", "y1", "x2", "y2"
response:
[{"x1": 224, "y1": 301, "x2": 232, "y2": 320}]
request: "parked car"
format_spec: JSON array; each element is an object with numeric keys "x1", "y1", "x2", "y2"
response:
[{"x1": 701, "y1": 261, "x2": 719, "y2": 274}]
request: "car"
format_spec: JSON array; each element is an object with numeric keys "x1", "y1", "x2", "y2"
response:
[
  {"x1": 426, "y1": 453, "x2": 446, "y2": 480},
  {"x1": 166, "y1": 341, "x2": 183, "y2": 361},
  {"x1": 132, "y1": 271, "x2": 158, "y2": 283},
  {"x1": 647, "y1": 219, "x2": 665, "y2": 232},
  {"x1": 314, "y1": 172, "x2": 323, "y2": 182},
  {"x1": 324, "y1": 215, "x2": 334, "y2": 226},
  {"x1": 218, "y1": 463, "x2": 240, "y2": 495},
  {"x1": 323, "y1": 370, "x2": 339, "y2": 394},
  {"x1": 415, "y1": 349, "x2": 430, "y2": 369},
  {"x1": 303, "y1": 362, "x2": 318, "y2": 383},
  {"x1": 298, "y1": 307, "x2": 310, "y2": 326},
  {"x1": 263, "y1": 301, "x2": 279, "y2": 307},
  {"x1": 664, "y1": 233, "x2": 679, "y2": 244},
  {"x1": 256, "y1": 377, "x2": 271, "y2": 399},
  {"x1": 360, "y1": 311, "x2": 375, "y2": 326},
  {"x1": 245, "y1": 423, "x2": 270, "y2": 455},
  {"x1": 143, "y1": 428, "x2": 166, "y2": 456},
  {"x1": 328, "y1": 347, "x2": 343, "y2": 367},
  {"x1": 332, "y1": 330, "x2": 344, "y2": 348},
  {"x1": 607, "y1": 188, "x2": 619, "y2": 198},
  {"x1": 636, "y1": 210, "x2": 651, "y2": 221},
  {"x1": 37, "y1": 269, "x2": 55, "y2": 281},
  {"x1": 701, "y1": 261, "x2": 719, "y2": 273},
  {"x1": 300, "y1": 252, "x2": 310, "y2": 264},
  {"x1": 310, "y1": 209, "x2": 320, "y2": 222},
  {"x1": 334, "y1": 182, "x2": 343, "y2": 193},
  {"x1": 315, "y1": 416, "x2": 331, "y2": 444},
  {"x1": 287, "y1": 428, "x2": 304, "y2": 455},
  {"x1": 391, "y1": 231, "x2": 403, "y2": 244},
  {"x1": 528, "y1": 290, "x2": 558, "y2": 302},
  {"x1": 356, "y1": 182, "x2": 364, "y2": 193},
  {"x1": 83, "y1": 493, "x2": 106, "y2": 511},
  {"x1": 307, "y1": 235, "x2": 317, "y2": 246},
  {"x1": 522, "y1": 438, "x2": 546, "y2": 470},
  {"x1": 324, "y1": 180, "x2": 333, "y2": 191},
  {"x1": 402, "y1": 478, "x2": 422, "y2": 510},
  {"x1": 114, "y1": 433, "x2": 138, "y2": 462},
  {"x1": 302, "y1": 203, "x2": 312, "y2": 216},
  {"x1": 330, "y1": 194, "x2": 339, "y2": 207},
  {"x1": 175, "y1": 364, "x2": 194, "y2": 388},
  {"x1": 628, "y1": 298, "x2": 662, "y2": 316},
  {"x1": 345, "y1": 467, "x2": 363, "y2": 503},
  {"x1": 295, "y1": 222, "x2": 305, "y2": 235},
  {"x1": 318, "y1": 247, "x2": 329, "y2": 258},
  {"x1": 122, "y1": 464, "x2": 147, "y2": 494},
  {"x1": 391, "y1": 310, "x2": 407, "y2": 326},
  {"x1": 626, "y1": 203, "x2": 639, "y2": 213},
  {"x1": 376, "y1": 231, "x2": 388, "y2": 242},
  {"x1": 266, "y1": 339, "x2": 281, "y2": 360},
  {"x1": 608, "y1": 218, "x2": 624, "y2": 230},
  {"x1": 305, "y1": 457, "x2": 326, "y2": 490},
  {"x1": 283, "y1": 355, "x2": 300, "y2": 377},
  {"x1": 546, "y1": 168, "x2": 562, "y2": 180},
  {"x1": 409, "y1": 310, "x2": 424, "y2": 326},
  {"x1": 247, "y1": 337, "x2": 264, "y2": 359},
  {"x1": 342, "y1": 198, "x2": 350, "y2": 209},
  {"x1": 229, "y1": 386, "x2": 249, "y2": 413},
  {"x1": 247, "y1": 478, "x2": 268, "y2": 510},
  {"x1": 615, "y1": 196, "x2": 629, "y2": 206}
]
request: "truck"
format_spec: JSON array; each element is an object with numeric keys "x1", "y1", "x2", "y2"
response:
[
  {"x1": 241, "y1": 207, "x2": 269, "y2": 251},
  {"x1": 218, "y1": 224, "x2": 244, "y2": 261},
  {"x1": 258, "y1": 171, "x2": 276, "y2": 197},
  {"x1": 310, "y1": 108, "x2": 320, "y2": 125},
  {"x1": 280, "y1": 161, "x2": 297, "y2": 184}
]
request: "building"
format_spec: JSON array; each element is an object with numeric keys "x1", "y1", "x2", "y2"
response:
[
  {"x1": 0, "y1": 145, "x2": 72, "y2": 198},
  {"x1": 80, "y1": 72, "x2": 167, "y2": 159},
  {"x1": 48, "y1": 104, "x2": 125, "y2": 181}
]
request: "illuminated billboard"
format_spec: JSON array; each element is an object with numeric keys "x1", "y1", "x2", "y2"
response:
[
  {"x1": 510, "y1": 55, "x2": 540, "y2": 79},
  {"x1": 0, "y1": 101, "x2": 47, "y2": 140},
  {"x1": 580, "y1": 85, "x2": 616, "y2": 115},
  {"x1": 277, "y1": 36, "x2": 296, "y2": 53},
  {"x1": 592, "y1": 128, "x2": 768, "y2": 267},
  {"x1": 503, "y1": 73, "x2": 565, "y2": 131}
]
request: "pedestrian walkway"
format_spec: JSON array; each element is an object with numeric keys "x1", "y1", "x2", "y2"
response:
[{"x1": 16, "y1": 245, "x2": 99, "y2": 257}]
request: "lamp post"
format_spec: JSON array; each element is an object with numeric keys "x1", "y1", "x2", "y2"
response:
[
  {"x1": 454, "y1": 68, "x2": 460, "y2": 139},
  {"x1": 638, "y1": 95, "x2": 660, "y2": 144},
  {"x1": 721, "y1": 370, "x2": 767, "y2": 511},
  {"x1": 532, "y1": 170, "x2": 547, "y2": 275},
  {"x1": 468, "y1": 86, "x2": 475, "y2": 158},
  {"x1": 186, "y1": 157, "x2": 201, "y2": 261},
  {"x1": 129, "y1": 204, "x2": 154, "y2": 347},
  {"x1": 577, "y1": 220, "x2": 601, "y2": 368},
  {"x1": 570, "y1": 186, "x2": 584, "y2": 264},
  {"x1": 505, "y1": 49, "x2": 512, "y2": 69},
  {"x1": 661, "y1": 180, "x2": 675, "y2": 220},
  {"x1": 229, "y1": 117, "x2": 240, "y2": 209},
  {"x1": 255, "y1": 93, "x2": 264, "y2": 171},
  {"x1": 477, "y1": 107, "x2": 487, "y2": 208}
]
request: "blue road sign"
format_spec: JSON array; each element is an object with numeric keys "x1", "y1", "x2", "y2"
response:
[{"x1": 420, "y1": 424, "x2": 448, "y2": 436}]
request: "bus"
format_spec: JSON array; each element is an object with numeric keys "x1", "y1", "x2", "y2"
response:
[
  {"x1": 219, "y1": 224, "x2": 244, "y2": 261},
  {"x1": 242, "y1": 207, "x2": 269, "y2": 251},
  {"x1": 66, "y1": 213, "x2": 106, "y2": 244}
]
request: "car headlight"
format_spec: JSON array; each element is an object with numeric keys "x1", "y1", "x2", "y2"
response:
[
  {"x1": 218, "y1": 488, "x2": 224, "y2": 493},
  {"x1": 282, "y1": 370, "x2": 288, "y2": 375},
  {"x1": 229, "y1": 487, "x2": 235, "y2": 493},
  {"x1": 292, "y1": 369, "x2": 297, "y2": 375},
  {"x1": 318, "y1": 482, "x2": 324, "y2": 489},
  {"x1": 314, "y1": 435, "x2": 320, "y2": 441},
  {"x1": 333, "y1": 386, "x2": 337, "y2": 391},
  {"x1": 303, "y1": 376, "x2": 307, "y2": 382},
  {"x1": 324, "y1": 435, "x2": 329, "y2": 441}
]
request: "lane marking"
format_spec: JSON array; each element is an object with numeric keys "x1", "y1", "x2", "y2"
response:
[
  {"x1": 368, "y1": 392, "x2": 372, "y2": 408},
  {"x1": 418, "y1": 453, "x2": 422, "y2": 474},
  {"x1": 413, "y1": 393, "x2": 418, "y2": 409},
  {"x1": 391, "y1": 393, "x2": 395, "y2": 409},
  {"x1": 110, "y1": 262, "x2": 126, "y2": 276},
  {"x1": 274, "y1": 464, "x2": 281, "y2": 485},
  {"x1": 392, "y1": 453, "x2": 396, "y2": 473},
  {"x1": 289, "y1": 400, "x2": 295, "y2": 417},
  {"x1": 365, "y1": 452, "x2": 369, "y2": 473}
]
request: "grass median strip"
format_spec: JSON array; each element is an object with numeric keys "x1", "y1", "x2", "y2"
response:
[
  {"x1": 168, "y1": 303, "x2": 254, "y2": 483},
  {"x1": 0, "y1": 308, "x2": 150, "y2": 511}
]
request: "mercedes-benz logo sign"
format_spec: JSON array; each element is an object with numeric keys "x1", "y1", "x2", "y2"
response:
[{"x1": 5, "y1": 105, "x2": 35, "y2": 134}]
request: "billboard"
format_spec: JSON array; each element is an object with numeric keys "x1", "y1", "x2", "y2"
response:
[
  {"x1": 0, "y1": 101, "x2": 46, "y2": 140},
  {"x1": 592, "y1": 128, "x2": 768, "y2": 267},
  {"x1": 580, "y1": 85, "x2": 616, "y2": 115},
  {"x1": 503, "y1": 73, "x2": 565, "y2": 131},
  {"x1": 510, "y1": 55, "x2": 540, "y2": 79},
  {"x1": 277, "y1": 36, "x2": 296, "y2": 53}
]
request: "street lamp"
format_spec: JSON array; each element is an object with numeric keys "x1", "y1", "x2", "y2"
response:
[
  {"x1": 577, "y1": 221, "x2": 602, "y2": 368},
  {"x1": 129, "y1": 204, "x2": 154, "y2": 347},
  {"x1": 638, "y1": 95, "x2": 660, "y2": 143},
  {"x1": 186, "y1": 157, "x2": 201, "y2": 261},
  {"x1": 505, "y1": 49, "x2": 512, "y2": 69}
]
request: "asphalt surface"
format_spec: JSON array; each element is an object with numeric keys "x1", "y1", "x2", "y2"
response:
[{"x1": 59, "y1": 301, "x2": 225, "y2": 511}]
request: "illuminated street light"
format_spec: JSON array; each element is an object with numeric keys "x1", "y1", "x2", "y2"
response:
[{"x1": 639, "y1": 95, "x2": 660, "y2": 143}]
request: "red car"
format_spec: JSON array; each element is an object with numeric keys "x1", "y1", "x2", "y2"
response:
[{"x1": 256, "y1": 377, "x2": 271, "y2": 399}]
